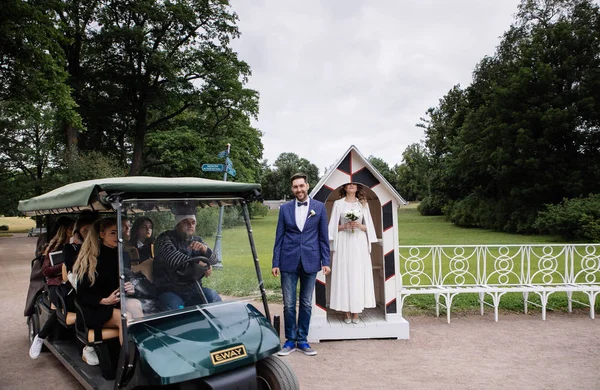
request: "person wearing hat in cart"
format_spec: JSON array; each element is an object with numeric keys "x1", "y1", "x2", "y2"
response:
[{"x1": 153, "y1": 213, "x2": 221, "y2": 310}]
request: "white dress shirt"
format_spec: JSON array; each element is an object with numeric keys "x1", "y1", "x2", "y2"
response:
[{"x1": 295, "y1": 198, "x2": 310, "y2": 231}]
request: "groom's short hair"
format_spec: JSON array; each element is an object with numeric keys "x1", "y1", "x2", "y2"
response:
[{"x1": 290, "y1": 172, "x2": 308, "y2": 184}]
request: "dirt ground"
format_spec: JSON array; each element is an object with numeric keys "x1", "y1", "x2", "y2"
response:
[{"x1": 1, "y1": 235, "x2": 599, "y2": 390}]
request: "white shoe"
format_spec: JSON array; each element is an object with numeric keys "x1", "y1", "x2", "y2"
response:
[
  {"x1": 82, "y1": 346, "x2": 99, "y2": 366},
  {"x1": 29, "y1": 335, "x2": 44, "y2": 359}
]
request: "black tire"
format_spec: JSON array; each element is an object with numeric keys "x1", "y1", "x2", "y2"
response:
[
  {"x1": 28, "y1": 312, "x2": 39, "y2": 346},
  {"x1": 256, "y1": 356, "x2": 300, "y2": 390}
]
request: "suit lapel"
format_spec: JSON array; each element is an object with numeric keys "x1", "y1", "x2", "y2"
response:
[{"x1": 287, "y1": 201, "x2": 299, "y2": 232}]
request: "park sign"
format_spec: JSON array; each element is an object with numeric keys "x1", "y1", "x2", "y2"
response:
[{"x1": 202, "y1": 164, "x2": 224, "y2": 172}]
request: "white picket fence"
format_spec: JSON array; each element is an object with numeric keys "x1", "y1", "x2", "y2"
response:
[{"x1": 398, "y1": 244, "x2": 600, "y2": 323}]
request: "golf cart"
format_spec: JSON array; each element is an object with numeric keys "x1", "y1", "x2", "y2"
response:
[{"x1": 20, "y1": 177, "x2": 298, "y2": 390}]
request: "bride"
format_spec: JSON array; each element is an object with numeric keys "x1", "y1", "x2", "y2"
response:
[{"x1": 328, "y1": 183, "x2": 378, "y2": 323}]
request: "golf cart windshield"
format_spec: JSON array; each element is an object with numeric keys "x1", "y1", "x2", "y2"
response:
[{"x1": 121, "y1": 198, "x2": 265, "y2": 322}]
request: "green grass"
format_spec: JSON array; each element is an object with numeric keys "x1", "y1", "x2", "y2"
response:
[
  {"x1": 202, "y1": 210, "x2": 282, "y2": 301},
  {"x1": 397, "y1": 204, "x2": 599, "y2": 315},
  {"x1": 199, "y1": 206, "x2": 600, "y2": 315},
  {"x1": 398, "y1": 204, "x2": 561, "y2": 245},
  {"x1": 0, "y1": 216, "x2": 35, "y2": 233}
]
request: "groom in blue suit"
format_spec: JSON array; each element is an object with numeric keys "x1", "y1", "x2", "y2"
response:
[{"x1": 272, "y1": 173, "x2": 331, "y2": 356}]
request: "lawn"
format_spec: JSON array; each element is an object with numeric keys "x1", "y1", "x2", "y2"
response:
[
  {"x1": 203, "y1": 206, "x2": 599, "y2": 315},
  {"x1": 0, "y1": 216, "x2": 36, "y2": 235},
  {"x1": 396, "y1": 205, "x2": 598, "y2": 314}
]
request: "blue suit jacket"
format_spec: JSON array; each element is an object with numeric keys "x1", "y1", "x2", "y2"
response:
[{"x1": 272, "y1": 198, "x2": 331, "y2": 273}]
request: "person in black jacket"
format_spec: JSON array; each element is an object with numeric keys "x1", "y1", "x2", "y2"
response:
[
  {"x1": 73, "y1": 218, "x2": 141, "y2": 346},
  {"x1": 154, "y1": 214, "x2": 221, "y2": 310},
  {"x1": 128, "y1": 217, "x2": 154, "y2": 262},
  {"x1": 29, "y1": 219, "x2": 74, "y2": 359}
]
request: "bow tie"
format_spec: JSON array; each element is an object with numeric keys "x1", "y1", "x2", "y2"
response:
[{"x1": 297, "y1": 201, "x2": 308, "y2": 207}]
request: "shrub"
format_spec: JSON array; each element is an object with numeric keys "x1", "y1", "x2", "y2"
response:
[
  {"x1": 0, "y1": 225, "x2": 9, "y2": 231},
  {"x1": 534, "y1": 194, "x2": 600, "y2": 242},
  {"x1": 222, "y1": 207, "x2": 243, "y2": 229},
  {"x1": 418, "y1": 195, "x2": 445, "y2": 216},
  {"x1": 196, "y1": 208, "x2": 219, "y2": 237},
  {"x1": 247, "y1": 202, "x2": 269, "y2": 219}
]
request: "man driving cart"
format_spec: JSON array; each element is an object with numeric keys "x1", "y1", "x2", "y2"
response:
[{"x1": 154, "y1": 212, "x2": 222, "y2": 310}]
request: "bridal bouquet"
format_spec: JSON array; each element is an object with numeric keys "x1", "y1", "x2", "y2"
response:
[{"x1": 344, "y1": 209, "x2": 360, "y2": 233}]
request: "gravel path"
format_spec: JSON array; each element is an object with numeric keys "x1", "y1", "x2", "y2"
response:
[{"x1": 2, "y1": 235, "x2": 599, "y2": 390}]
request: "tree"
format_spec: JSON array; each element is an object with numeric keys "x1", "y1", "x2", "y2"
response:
[
  {"x1": 259, "y1": 153, "x2": 319, "y2": 200},
  {"x1": 419, "y1": 0, "x2": 600, "y2": 232},
  {"x1": 0, "y1": 103, "x2": 59, "y2": 198},
  {"x1": 83, "y1": 0, "x2": 256, "y2": 175},
  {"x1": 367, "y1": 156, "x2": 396, "y2": 189},
  {"x1": 393, "y1": 143, "x2": 431, "y2": 201}
]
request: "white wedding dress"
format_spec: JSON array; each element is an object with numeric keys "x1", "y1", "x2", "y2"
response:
[{"x1": 329, "y1": 200, "x2": 376, "y2": 313}]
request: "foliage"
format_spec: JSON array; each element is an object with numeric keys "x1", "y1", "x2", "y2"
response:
[
  {"x1": 1, "y1": 0, "x2": 264, "y2": 215},
  {"x1": 0, "y1": 225, "x2": 8, "y2": 231},
  {"x1": 259, "y1": 153, "x2": 319, "y2": 200},
  {"x1": 223, "y1": 207, "x2": 243, "y2": 229},
  {"x1": 418, "y1": 0, "x2": 600, "y2": 233},
  {"x1": 56, "y1": 151, "x2": 127, "y2": 184},
  {"x1": 417, "y1": 195, "x2": 445, "y2": 216},
  {"x1": 393, "y1": 143, "x2": 432, "y2": 201},
  {"x1": 534, "y1": 194, "x2": 600, "y2": 242},
  {"x1": 366, "y1": 156, "x2": 396, "y2": 188},
  {"x1": 247, "y1": 202, "x2": 269, "y2": 219},
  {"x1": 196, "y1": 208, "x2": 219, "y2": 238}
]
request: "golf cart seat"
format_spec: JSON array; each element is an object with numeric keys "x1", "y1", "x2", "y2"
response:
[
  {"x1": 73, "y1": 300, "x2": 120, "y2": 380},
  {"x1": 50, "y1": 303, "x2": 76, "y2": 326},
  {"x1": 87, "y1": 328, "x2": 119, "y2": 343},
  {"x1": 131, "y1": 258, "x2": 154, "y2": 283},
  {"x1": 46, "y1": 286, "x2": 76, "y2": 328}
]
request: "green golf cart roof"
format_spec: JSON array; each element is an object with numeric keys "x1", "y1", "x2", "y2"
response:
[{"x1": 18, "y1": 176, "x2": 261, "y2": 216}]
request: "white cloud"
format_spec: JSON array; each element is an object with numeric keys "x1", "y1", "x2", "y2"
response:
[{"x1": 230, "y1": 0, "x2": 521, "y2": 173}]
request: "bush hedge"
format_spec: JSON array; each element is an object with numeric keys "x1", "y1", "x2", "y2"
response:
[{"x1": 534, "y1": 194, "x2": 600, "y2": 242}]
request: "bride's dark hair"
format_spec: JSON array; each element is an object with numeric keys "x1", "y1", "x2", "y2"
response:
[{"x1": 339, "y1": 183, "x2": 367, "y2": 205}]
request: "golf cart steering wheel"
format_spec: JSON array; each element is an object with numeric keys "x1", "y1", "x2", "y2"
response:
[{"x1": 174, "y1": 256, "x2": 211, "y2": 283}]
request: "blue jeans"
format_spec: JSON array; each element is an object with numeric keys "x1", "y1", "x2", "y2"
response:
[
  {"x1": 158, "y1": 287, "x2": 222, "y2": 310},
  {"x1": 281, "y1": 264, "x2": 318, "y2": 344}
]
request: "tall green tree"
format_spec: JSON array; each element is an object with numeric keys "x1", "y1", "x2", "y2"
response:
[
  {"x1": 259, "y1": 153, "x2": 319, "y2": 200},
  {"x1": 420, "y1": 0, "x2": 600, "y2": 232},
  {"x1": 367, "y1": 155, "x2": 396, "y2": 189},
  {"x1": 393, "y1": 143, "x2": 431, "y2": 201},
  {"x1": 82, "y1": 0, "x2": 256, "y2": 174}
]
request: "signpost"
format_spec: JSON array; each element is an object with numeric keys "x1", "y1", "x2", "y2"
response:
[
  {"x1": 201, "y1": 164, "x2": 224, "y2": 172},
  {"x1": 208, "y1": 143, "x2": 235, "y2": 267}
]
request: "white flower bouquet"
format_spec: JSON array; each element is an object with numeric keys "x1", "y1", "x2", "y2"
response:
[{"x1": 344, "y1": 209, "x2": 361, "y2": 233}]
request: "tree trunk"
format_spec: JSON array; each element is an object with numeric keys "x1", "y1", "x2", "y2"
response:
[
  {"x1": 129, "y1": 119, "x2": 147, "y2": 176},
  {"x1": 65, "y1": 122, "x2": 78, "y2": 156}
]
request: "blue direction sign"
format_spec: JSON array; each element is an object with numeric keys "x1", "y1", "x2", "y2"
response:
[
  {"x1": 226, "y1": 166, "x2": 236, "y2": 177},
  {"x1": 202, "y1": 163, "x2": 224, "y2": 172},
  {"x1": 218, "y1": 150, "x2": 228, "y2": 158},
  {"x1": 225, "y1": 157, "x2": 233, "y2": 167}
]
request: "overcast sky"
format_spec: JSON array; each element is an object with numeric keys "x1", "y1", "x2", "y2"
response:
[{"x1": 230, "y1": 0, "x2": 522, "y2": 174}]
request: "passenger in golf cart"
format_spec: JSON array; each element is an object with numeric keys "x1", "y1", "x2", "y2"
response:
[
  {"x1": 154, "y1": 211, "x2": 222, "y2": 310},
  {"x1": 74, "y1": 217, "x2": 143, "y2": 344},
  {"x1": 29, "y1": 218, "x2": 74, "y2": 359}
]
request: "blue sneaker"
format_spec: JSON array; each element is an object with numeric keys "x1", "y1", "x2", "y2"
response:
[
  {"x1": 297, "y1": 342, "x2": 317, "y2": 356},
  {"x1": 277, "y1": 340, "x2": 296, "y2": 356}
]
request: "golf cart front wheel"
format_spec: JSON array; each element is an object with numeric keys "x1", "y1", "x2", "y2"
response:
[{"x1": 256, "y1": 356, "x2": 299, "y2": 390}]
